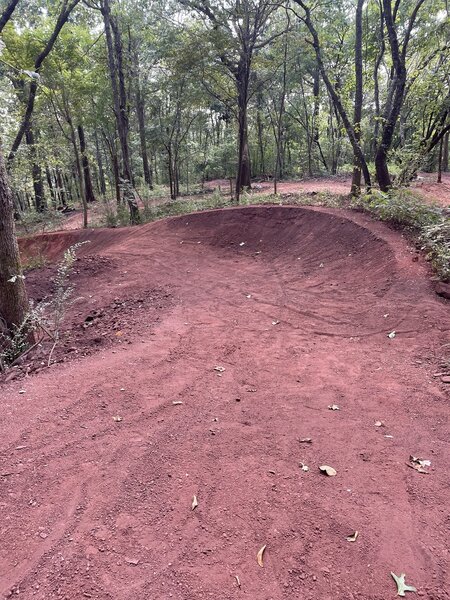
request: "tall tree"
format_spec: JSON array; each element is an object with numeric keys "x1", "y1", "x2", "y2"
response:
[
  {"x1": 292, "y1": 0, "x2": 372, "y2": 190},
  {"x1": 374, "y1": 0, "x2": 427, "y2": 191},
  {"x1": 0, "y1": 0, "x2": 29, "y2": 338},
  {"x1": 180, "y1": 0, "x2": 286, "y2": 199},
  {"x1": 100, "y1": 0, "x2": 140, "y2": 223}
]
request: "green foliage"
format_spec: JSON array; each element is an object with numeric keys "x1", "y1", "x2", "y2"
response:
[
  {"x1": 420, "y1": 220, "x2": 450, "y2": 281},
  {"x1": 354, "y1": 189, "x2": 450, "y2": 281}
]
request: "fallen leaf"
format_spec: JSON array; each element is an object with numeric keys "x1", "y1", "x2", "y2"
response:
[
  {"x1": 319, "y1": 465, "x2": 337, "y2": 477},
  {"x1": 387, "y1": 331, "x2": 396, "y2": 339},
  {"x1": 328, "y1": 404, "x2": 340, "y2": 411},
  {"x1": 410, "y1": 456, "x2": 431, "y2": 467},
  {"x1": 112, "y1": 415, "x2": 123, "y2": 422},
  {"x1": 214, "y1": 366, "x2": 225, "y2": 372},
  {"x1": 234, "y1": 575, "x2": 241, "y2": 588},
  {"x1": 299, "y1": 462, "x2": 309, "y2": 472},
  {"x1": 192, "y1": 495, "x2": 198, "y2": 510},
  {"x1": 346, "y1": 531, "x2": 359, "y2": 542},
  {"x1": 299, "y1": 437, "x2": 312, "y2": 444},
  {"x1": 257, "y1": 544, "x2": 266, "y2": 567},
  {"x1": 172, "y1": 401, "x2": 183, "y2": 405},
  {"x1": 407, "y1": 463, "x2": 430, "y2": 474},
  {"x1": 391, "y1": 572, "x2": 417, "y2": 596}
]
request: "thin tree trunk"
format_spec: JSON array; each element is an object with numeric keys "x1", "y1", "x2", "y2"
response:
[
  {"x1": 293, "y1": 0, "x2": 371, "y2": 190},
  {"x1": 94, "y1": 131, "x2": 107, "y2": 196},
  {"x1": 25, "y1": 125, "x2": 46, "y2": 212},
  {"x1": 351, "y1": 0, "x2": 364, "y2": 196},
  {"x1": 65, "y1": 109, "x2": 88, "y2": 228},
  {"x1": 442, "y1": 131, "x2": 449, "y2": 171},
  {"x1": 375, "y1": 0, "x2": 426, "y2": 191},
  {"x1": 77, "y1": 125, "x2": 96, "y2": 203},
  {"x1": 438, "y1": 136, "x2": 443, "y2": 183},
  {"x1": 46, "y1": 166, "x2": 57, "y2": 207},
  {"x1": 135, "y1": 70, "x2": 153, "y2": 189},
  {"x1": 101, "y1": 0, "x2": 140, "y2": 223}
]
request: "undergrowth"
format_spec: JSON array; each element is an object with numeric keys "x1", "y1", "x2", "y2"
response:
[{"x1": 0, "y1": 242, "x2": 88, "y2": 372}]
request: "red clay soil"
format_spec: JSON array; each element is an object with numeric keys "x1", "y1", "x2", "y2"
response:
[{"x1": 1, "y1": 206, "x2": 450, "y2": 600}]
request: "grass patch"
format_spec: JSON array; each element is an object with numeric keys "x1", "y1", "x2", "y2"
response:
[{"x1": 353, "y1": 189, "x2": 450, "y2": 281}]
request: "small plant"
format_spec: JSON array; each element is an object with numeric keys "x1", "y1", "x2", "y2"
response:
[
  {"x1": 0, "y1": 241, "x2": 89, "y2": 372},
  {"x1": 22, "y1": 253, "x2": 48, "y2": 271}
]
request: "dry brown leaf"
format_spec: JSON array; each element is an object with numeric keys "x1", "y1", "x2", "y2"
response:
[
  {"x1": 257, "y1": 544, "x2": 266, "y2": 567},
  {"x1": 319, "y1": 465, "x2": 337, "y2": 477},
  {"x1": 346, "y1": 531, "x2": 359, "y2": 542},
  {"x1": 191, "y1": 495, "x2": 198, "y2": 510},
  {"x1": 407, "y1": 463, "x2": 430, "y2": 474}
]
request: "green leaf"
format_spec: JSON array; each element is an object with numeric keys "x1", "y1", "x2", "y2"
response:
[{"x1": 391, "y1": 572, "x2": 417, "y2": 596}]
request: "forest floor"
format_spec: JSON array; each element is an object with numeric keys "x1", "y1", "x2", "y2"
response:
[{"x1": 1, "y1": 205, "x2": 450, "y2": 600}]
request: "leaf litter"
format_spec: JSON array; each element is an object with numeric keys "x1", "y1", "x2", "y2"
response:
[
  {"x1": 408, "y1": 456, "x2": 431, "y2": 474},
  {"x1": 391, "y1": 572, "x2": 417, "y2": 596},
  {"x1": 257, "y1": 544, "x2": 266, "y2": 567},
  {"x1": 319, "y1": 465, "x2": 337, "y2": 476}
]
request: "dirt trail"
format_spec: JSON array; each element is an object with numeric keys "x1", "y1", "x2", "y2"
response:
[{"x1": 1, "y1": 206, "x2": 449, "y2": 600}]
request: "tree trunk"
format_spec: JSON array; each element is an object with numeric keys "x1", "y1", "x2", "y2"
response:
[
  {"x1": 94, "y1": 131, "x2": 107, "y2": 196},
  {"x1": 293, "y1": 0, "x2": 371, "y2": 190},
  {"x1": 351, "y1": 0, "x2": 364, "y2": 196},
  {"x1": 26, "y1": 125, "x2": 46, "y2": 212},
  {"x1": 66, "y1": 111, "x2": 88, "y2": 228},
  {"x1": 442, "y1": 131, "x2": 449, "y2": 172},
  {"x1": 77, "y1": 125, "x2": 96, "y2": 203},
  {"x1": 0, "y1": 147, "x2": 30, "y2": 337},
  {"x1": 46, "y1": 167, "x2": 57, "y2": 207},
  {"x1": 235, "y1": 59, "x2": 252, "y2": 200},
  {"x1": 101, "y1": 0, "x2": 140, "y2": 223},
  {"x1": 135, "y1": 74, "x2": 153, "y2": 189},
  {"x1": 375, "y1": 0, "x2": 426, "y2": 191}
]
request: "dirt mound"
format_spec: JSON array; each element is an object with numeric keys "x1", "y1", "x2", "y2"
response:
[{"x1": 1, "y1": 206, "x2": 449, "y2": 600}]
